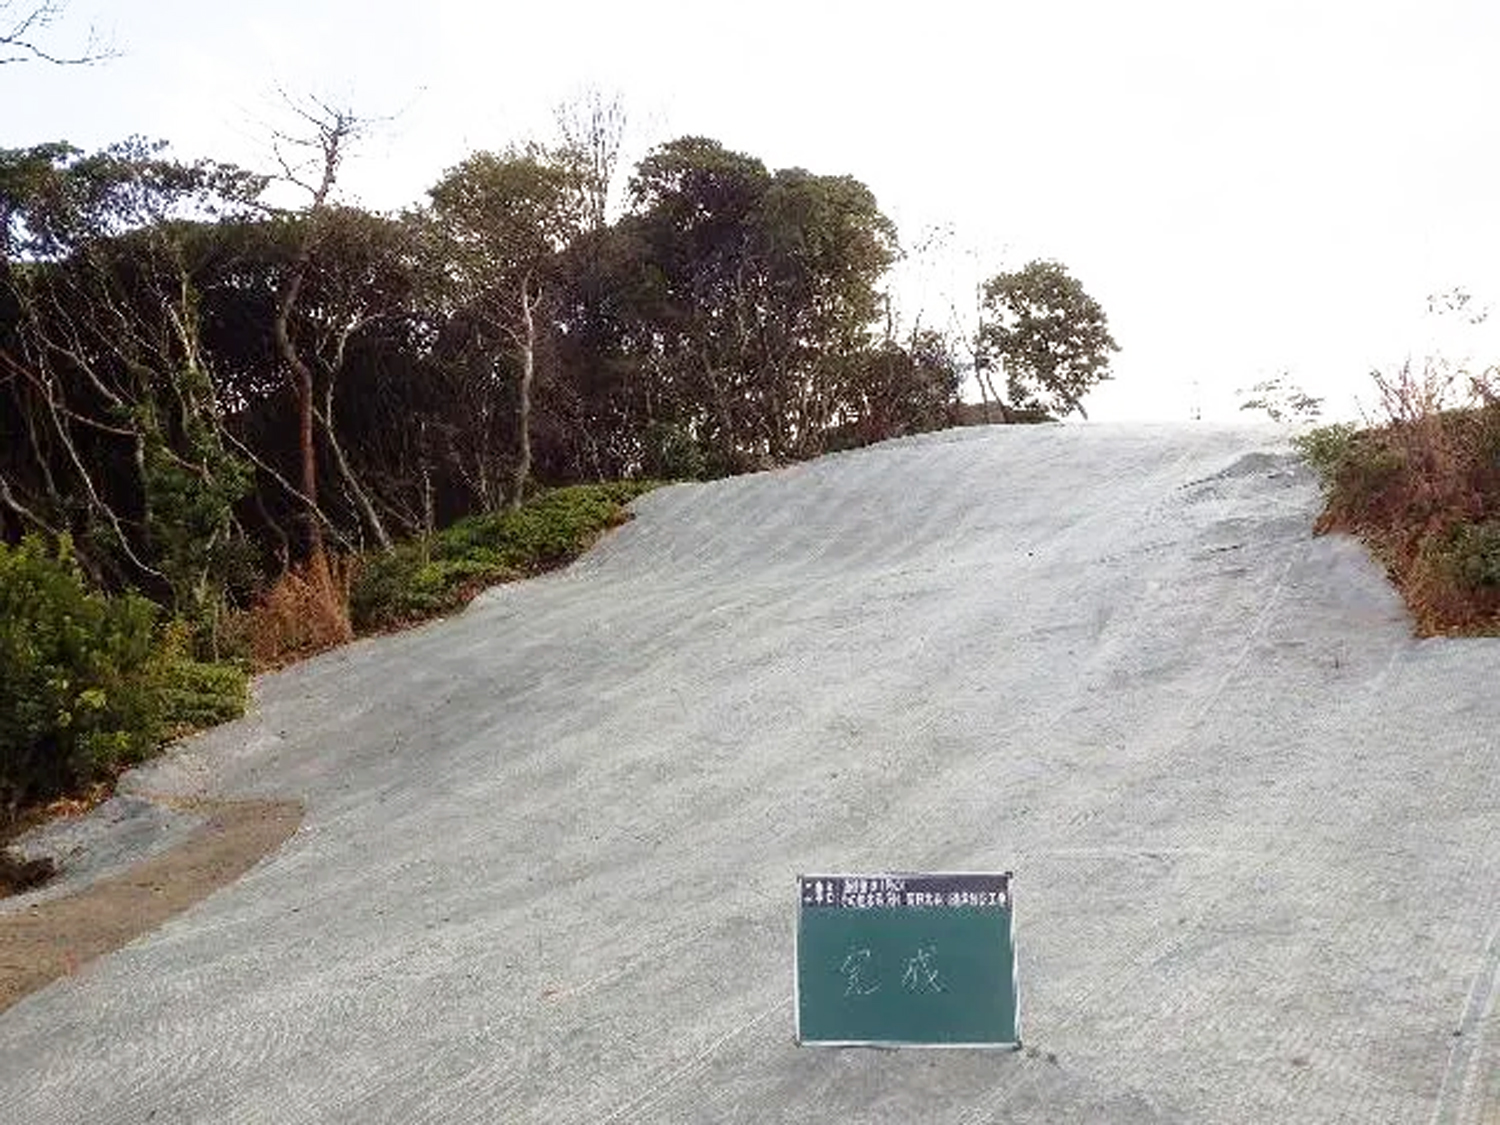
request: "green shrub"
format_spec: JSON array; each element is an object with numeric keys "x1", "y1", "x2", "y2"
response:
[
  {"x1": 0, "y1": 536, "x2": 165, "y2": 817},
  {"x1": 349, "y1": 549, "x2": 517, "y2": 631},
  {"x1": 1293, "y1": 424, "x2": 1359, "y2": 489},
  {"x1": 1432, "y1": 520, "x2": 1500, "y2": 590},
  {"x1": 642, "y1": 421, "x2": 708, "y2": 480},
  {"x1": 1336, "y1": 441, "x2": 1407, "y2": 511},
  {"x1": 156, "y1": 636, "x2": 248, "y2": 735},
  {"x1": 443, "y1": 482, "x2": 659, "y2": 568},
  {"x1": 1300, "y1": 426, "x2": 1408, "y2": 526},
  {"x1": 349, "y1": 482, "x2": 661, "y2": 633},
  {"x1": 0, "y1": 539, "x2": 247, "y2": 821}
]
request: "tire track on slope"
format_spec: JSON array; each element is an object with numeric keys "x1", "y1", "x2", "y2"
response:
[
  {"x1": 1430, "y1": 914, "x2": 1500, "y2": 1125},
  {"x1": 843, "y1": 433, "x2": 1309, "y2": 1119},
  {"x1": 979, "y1": 627, "x2": 1417, "y2": 1122},
  {"x1": 593, "y1": 997, "x2": 791, "y2": 1125},
  {"x1": 849, "y1": 431, "x2": 1228, "y2": 866}
]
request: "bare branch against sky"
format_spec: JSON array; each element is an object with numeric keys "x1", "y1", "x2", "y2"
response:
[{"x1": 0, "y1": 1, "x2": 114, "y2": 66}]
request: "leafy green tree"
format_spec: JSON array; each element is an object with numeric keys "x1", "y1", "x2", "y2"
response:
[
  {"x1": 275, "y1": 204, "x2": 422, "y2": 552},
  {"x1": 624, "y1": 137, "x2": 769, "y2": 466},
  {"x1": 751, "y1": 168, "x2": 898, "y2": 452},
  {"x1": 976, "y1": 259, "x2": 1119, "y2": 420},
  {"x1": 169, "y1": 208, "x2": 437, "y2": 559},
  {"x1": 549, "y1": 222, "x2": 659, "y2": 479},
  {"x1": 0, "y1": 140, "x2": 262, "y2": 627},
  {"x1": 0, "y1": 138, "x2": 260, "y2": 263},
  {"x1": 620, "y1": 137, "x2": 897, "y2": 465},
  {"x1": 834, "y1": 328, "x2": 962, "y2": 446},
  {"x1": 423, "y1": 147, "x2": 586, "y2": 509}
]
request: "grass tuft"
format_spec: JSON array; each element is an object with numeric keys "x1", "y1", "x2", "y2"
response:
[{"x1": 227, "y1": 551, "x2": 354, "y2": 669}]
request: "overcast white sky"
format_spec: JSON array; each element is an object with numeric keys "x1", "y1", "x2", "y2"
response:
[{"x1": 12, "y1": 0, "x2": 1500, "y2": 421}]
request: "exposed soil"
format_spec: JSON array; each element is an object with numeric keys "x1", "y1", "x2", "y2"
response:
[{"x1": 0, "y1": 798, "x2": 302, "y2": 1014}]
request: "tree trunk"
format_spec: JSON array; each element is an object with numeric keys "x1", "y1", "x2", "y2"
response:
[
  {"x1": 419, "y1": 418, "x2": 436, "y2": 541},
  {"x1": 508, "y1": 273, "x2": 537, "y2": 511},
  {"x1": 698, "y1": 343, "x2": 739, "y2": 467},
  {"x1": 320, "y1": 383, "x2": 393, "y2": 552},
  {"x1": 272, "y1": 195, "x2": 351, "y2": 645},
  {"x1": 270, "y1": 107, "x2": 352, "y2": 558},
  {"x1": 980, "y1": 370, "x2": 1010, "y2": 423},
  {"x1": 976, "y1": 373, "x2": 994, "y2": 425},
  {"x1": 274, "y1": 265, "x2": 322, "y2": 558}
]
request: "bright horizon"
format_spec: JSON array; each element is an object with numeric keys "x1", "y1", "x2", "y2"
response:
[{"x1": 12, "y1": 0, "x2": 1500, "y2": 424}]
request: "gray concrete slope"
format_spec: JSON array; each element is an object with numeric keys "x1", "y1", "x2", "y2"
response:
[{"x1": 2, "y1": 423, "x2": 1498, "y2": 1123}]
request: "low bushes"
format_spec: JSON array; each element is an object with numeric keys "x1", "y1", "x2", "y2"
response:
[
  {"x1": 349, "y1": 550, "x2": 517, "y2": 633},
  {"x1": 1298, "y1": 383, "x2": 1500, "y2": 633},
  {"x1": 157, "y1": 642, "x2": 252, "y2": 735},
  {"x1": 1436, "y1": 519, "x2": 1500, "y2": 589},
  {"x1": 0, "y1": 537, "x2": 246, "y2": 822},
  {"x1": 2, "y1": 482, "x2": 656, "y2": 825},
  {"x1": 350, "y1": 482, "x2": 660, "y2": 633}
]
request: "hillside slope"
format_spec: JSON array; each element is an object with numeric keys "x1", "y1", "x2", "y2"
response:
[{"x1": 3, "y1": 423, "x2": 1498, "y2": 1123}]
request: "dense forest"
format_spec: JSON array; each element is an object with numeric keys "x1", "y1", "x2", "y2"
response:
[{"x1": 0, "y1": 113, "x2": 1118, "y2": 625}]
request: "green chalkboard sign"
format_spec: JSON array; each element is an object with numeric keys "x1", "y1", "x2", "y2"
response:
[{"x1": 795, "y1": 872, "x2": 1018, "y2": 1048}]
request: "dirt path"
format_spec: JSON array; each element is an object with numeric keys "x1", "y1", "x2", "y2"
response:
[{"x1": 0, "y1": 799, "x2": 302, "y2": 1013}]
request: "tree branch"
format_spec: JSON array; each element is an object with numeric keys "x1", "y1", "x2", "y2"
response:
[
  {"x1": 220, "y1": 428, "x2": 356, "y2": 554},
  {"x1": 0, "y1": 470, "x2": 60, "y2": 535},
  {"x1": 0, "y1": 1, "x2": 115, "y2": 65}
]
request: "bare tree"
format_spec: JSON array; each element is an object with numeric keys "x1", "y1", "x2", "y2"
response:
[
  {"x1": 268, "y1": 95, "x2": 363, "y2": 559},
  {"x1": 554, "y1": 89, "x2": 627, "y2": 232},
  {"x1": 0, "y1": 1, "x2": 113, "y2": 65},
  {"x1": 964, "y1": 281, "x2": 1007, "y2": 423},
  {"x1": 308, "y1": 284, "x2": 395, "y2": 552}
]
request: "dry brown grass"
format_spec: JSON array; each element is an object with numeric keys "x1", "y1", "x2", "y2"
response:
[
  {"x1": 225, "y1": 549, "x2": 354, "y2": 671},
  {"x1": 1310, "y1": 361, "x2": 1500, "y2": 634}
]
